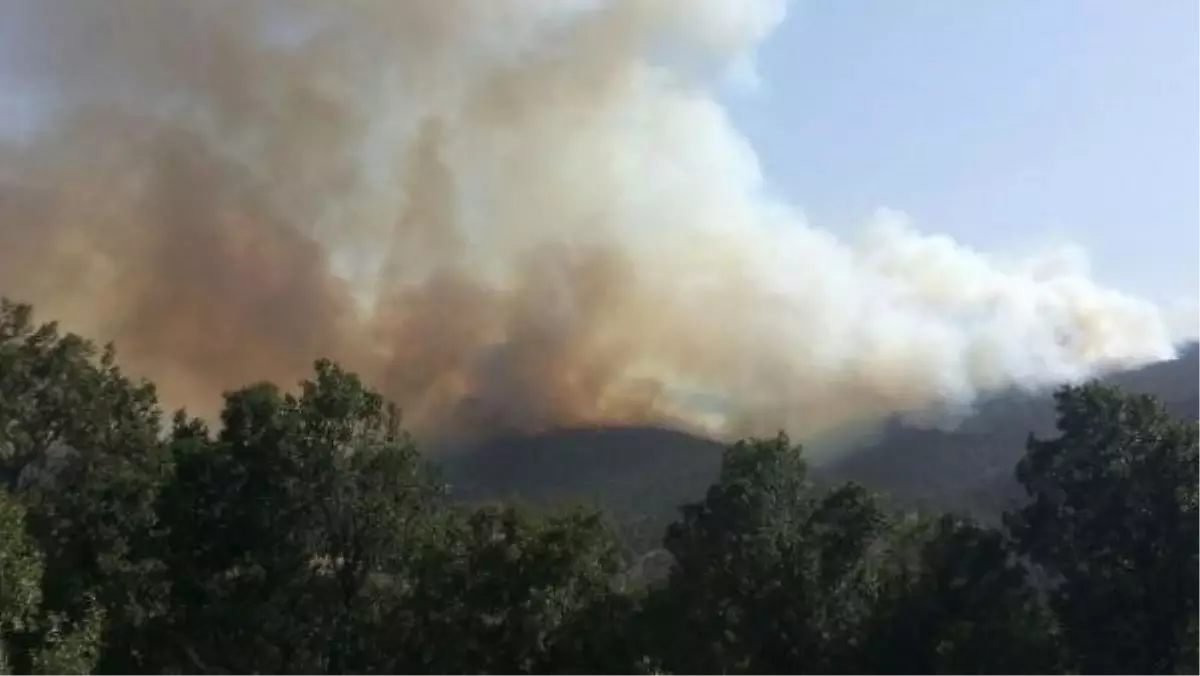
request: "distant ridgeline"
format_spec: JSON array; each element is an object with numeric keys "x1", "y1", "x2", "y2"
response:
[{"x1": 441, "y1": 342, "x2": 1200, "y2": 528}]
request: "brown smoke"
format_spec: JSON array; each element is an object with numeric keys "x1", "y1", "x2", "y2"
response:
[{"x1": 0, "y1": 0, "x2": 1178, "y2": 444}]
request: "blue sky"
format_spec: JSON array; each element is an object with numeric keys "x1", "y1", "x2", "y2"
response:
[{"x1": 727, "y1": 0, "x2": 1198, "y2": 308}]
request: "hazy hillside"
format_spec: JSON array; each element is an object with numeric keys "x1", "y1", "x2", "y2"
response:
[
  {"x1": 823, "y1": 342, "x2": 1199, "y2": 518},
  {"x1": 441, "y1": 343, "x2": 1198, "y2": 528},
  {"x1": 440, "y1": 426, "x2": 725, "y2": 552}
]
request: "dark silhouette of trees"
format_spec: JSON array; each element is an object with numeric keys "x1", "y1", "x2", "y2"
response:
[
  {"x1": 0, "y1": 298, "x2": 1196, "y2": 674},
  {"x1": 1006, "y1": 383, "x2": 1199, "y2": 674}
]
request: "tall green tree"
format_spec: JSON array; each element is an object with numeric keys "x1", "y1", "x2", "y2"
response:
[
  {"x1": 1005, "y1": 382, "x2": 1199, "y2": 674},
  {"x1": 0, "y1": 299, "x2": 170, "y2": 673},
  {"x1": 861, "y1": 513, "x2": 1063, "y2": 674},
  {"x1": 153, "y1": 359, "x2": 445, "y2": 674},
  {"x1": 367, "y1": 503, "x2": 633, "y2": 674},
  {"x1": 0, "y1": 491, "x2": 103, "y2": 675},
  {"x1": 648, "y1": 433, "x2": 890, "y2": 674}
]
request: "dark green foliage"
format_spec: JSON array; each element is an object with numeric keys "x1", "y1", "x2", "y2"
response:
[
  {"x1": 1006, "y1": 383, "x2": 1199, "y2": 674},
  {"x1": 0, "y1": 298, "x2": 1196, "y2": 674},
  {"x1": 152, "y1": 360, "x2": 446, "y2": 673},
  {"x1": 0, "y1": 492, "x2": 103, "y2": 675},
  {"x1": 861, "y1": 513, "x2": 1064, "y2": 674},
  {"x1": 649, "y1": 434, "x2": 888, "y2": 674},
  {"x1": 368, "y1": 504, "x2": 633, "y2": 674},
  {"x1": 0, "y1": 300, "x2": 168, "y2": 673}
]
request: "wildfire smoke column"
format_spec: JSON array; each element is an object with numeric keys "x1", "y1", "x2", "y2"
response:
[{"x1": 0, "y1": 0, "x2": 1177, "y2": 442}]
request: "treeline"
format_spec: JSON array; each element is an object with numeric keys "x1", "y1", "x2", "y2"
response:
[{"x1": 0, "y1": 298, "x2": 1196, "y2": 675}]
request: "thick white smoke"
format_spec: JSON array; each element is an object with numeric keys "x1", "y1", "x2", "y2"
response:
[{"x1": 0, "y1": 0, "x2": 1179, "y2": 443}]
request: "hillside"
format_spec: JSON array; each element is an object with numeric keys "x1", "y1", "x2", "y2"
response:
[
  {"x1": 440, "y1": 343, "x2": 1199, "y2": 527},
  {"x1": 439, "y1": 426, "x2": 725, "y2": 552},
  {"x1": 823, "y1": 342, "x2": 1199, "y2": 517}
]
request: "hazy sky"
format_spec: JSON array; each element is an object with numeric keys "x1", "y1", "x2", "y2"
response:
[{"x1": 727, "y1": 0, "x2": 1198, "y2": 310}]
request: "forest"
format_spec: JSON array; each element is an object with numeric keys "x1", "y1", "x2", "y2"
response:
[{"x1": 0, "y1": 297, "x2": 1196, "y2": 675}]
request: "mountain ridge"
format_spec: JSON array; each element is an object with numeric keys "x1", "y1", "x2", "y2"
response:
[{"x1": 440, "y1": 343, "x2": 1199, "y2": 528}]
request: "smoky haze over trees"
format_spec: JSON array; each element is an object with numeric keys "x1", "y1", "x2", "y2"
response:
[
  {"x1": 0, "y1": 1, "x2": 1197, "y2": 674},
  {"x1": 0, "y1": 299, "x2": 1196, "y2": 674},
  {"x1": 0, "y1": 0, "x2": 1181, "y2": 448}
]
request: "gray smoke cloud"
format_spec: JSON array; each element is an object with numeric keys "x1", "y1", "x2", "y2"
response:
[{"x1": 0, "y1": 0, "x2": 1179, "y2": 444}]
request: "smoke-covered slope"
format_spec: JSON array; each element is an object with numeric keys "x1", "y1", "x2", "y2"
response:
[
  {"x1": 441, "y1": 426, "x2": 723, "y2": 521},
  {"x1": 439, "y1": 426, "x2": 723, "y2": 554},
  {"x1": 0, "y1": 0, "x2": 1183, "y2": 447},
  {"x1": 442, "y1": 344, "x2": 1198, "y2": 526},
  {"x1": 823, "y1": 341, "x2": 1199, "y2": 518}
]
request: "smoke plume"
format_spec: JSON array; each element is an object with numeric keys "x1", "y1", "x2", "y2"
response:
[{"x1": 0, "y1": 0, "x2": 1180, "y2": 443}]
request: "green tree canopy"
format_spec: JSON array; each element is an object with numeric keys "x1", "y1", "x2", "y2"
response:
[
  {"x1": 2, "y1": 298, "x2": 1196, "y2": 675},
  {"x1": 861, "y1": 513, "x2": 1063, "y2": 674},
  {"x1": 0, "y1": 492, "x2": 103, "y2": 675},
  {"x1": 1006, "y1": 382, "x2": 1199, "y2": 674},
  {"x1": 153, "y1": 359, "x2": 446, "y2": 673},
  {"x1": 649, "y1": 433, "x2": 890, "y2": 674},
  {"x1": 0, "y1": 300, "x2": 168, "y2": 672}
]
